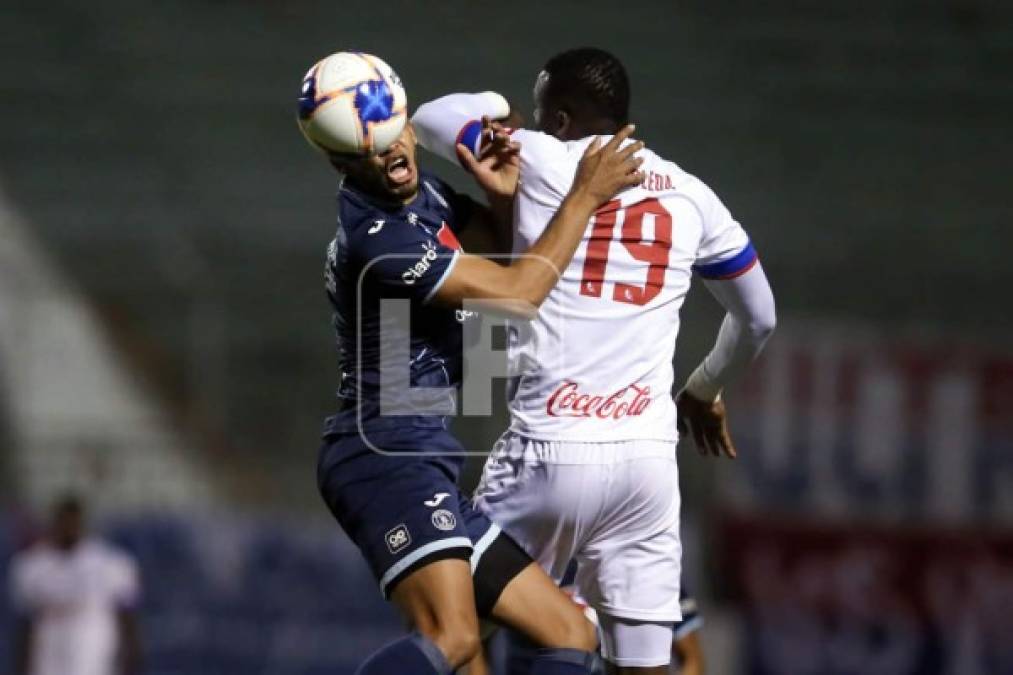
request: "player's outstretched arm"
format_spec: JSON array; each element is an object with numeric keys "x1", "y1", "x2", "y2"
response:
[
  {"x1": 677, "y1": 264, "x2": 776, "y2": 457},
  {"x1": 432, "y1": 126, "x2": 645, "y2": 318},
  {"x1": 414, "y1": 95, "x2": 521, "y2": 248},
  {"x1": 412, "y1": 92, "x2": 512, "y2": 166}
]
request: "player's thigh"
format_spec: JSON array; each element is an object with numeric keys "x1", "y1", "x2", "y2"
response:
[
  {"x1": 489, "y1": 559, "x2": 597, "y2": 651},
  {"x1": 459, "y1": 490, "x2": 532, "y2": 618},
  {"x1": 317, "y1": 437, "x2": 474, "y2": 599},
  {"x1": 578, "y1": 455, "x2": 682, "y2": 620},
  {"x1": 389, "y1": 556, "x2": 479, "y2": 641},
  {"x1": 598, "y1": 612, "x2": 673, "y2": 673}
]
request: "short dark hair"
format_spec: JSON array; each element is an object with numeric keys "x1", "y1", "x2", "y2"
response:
[{"x1": 543, "y1": 48, "x2": 630, "y2": 126}]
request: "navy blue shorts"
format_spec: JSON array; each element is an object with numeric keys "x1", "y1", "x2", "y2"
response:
[{"x1": 317, "y1": 429, "x2": 527, "y2": 604}]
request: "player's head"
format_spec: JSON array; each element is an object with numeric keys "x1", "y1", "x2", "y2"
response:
[
  {"x1": 329, "y1": 123, "x2": 420, "y2": 204},
  {"x1": 50, "y1": 494, "x2": 85, "y2": 550},
  {"x1": 534, "y1": 47, "x2": 630, "y2": 141}
]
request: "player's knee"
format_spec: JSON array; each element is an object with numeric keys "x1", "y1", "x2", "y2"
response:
[
  {"x1": 419, "y1": 611, "x2": 481, "y2": 667},
  {"x1": 434, "y1": 625, "x2": 481, "y2": 667},
  {"x1": 554, "y1": 613, "x2": 599, "y2": 651}
]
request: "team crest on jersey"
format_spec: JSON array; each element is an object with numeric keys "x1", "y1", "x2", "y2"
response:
[
  {"x1": 431, "y1": 509, "x2": 457, "y2": 532},
  {"x1": 385, "y1": 524, "x2": 412, "y2": 554}
]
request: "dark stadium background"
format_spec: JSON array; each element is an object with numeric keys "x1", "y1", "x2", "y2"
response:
[{"x1": 1, "y1": 0, "x2": 1010, "y2": 673}]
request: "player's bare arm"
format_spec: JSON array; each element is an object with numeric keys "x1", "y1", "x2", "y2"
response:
[
  {"x1": 673, "y1": 631, "x2": 705, "y2": 675},
  {"x1": 677, "y1": 263, "x2": 776, "y2": 458},
  {"x1": 432, "y1": 125, "x2": 644, "y2": 317}
]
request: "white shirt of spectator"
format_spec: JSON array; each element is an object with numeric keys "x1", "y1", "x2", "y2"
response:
[{"x1": 9, "y1": 538, "x2": 139, "y2": 675}]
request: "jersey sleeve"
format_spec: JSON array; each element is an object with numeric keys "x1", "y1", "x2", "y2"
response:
[
  {"x1": 353, "y1": 217, "x2": 461, "y2": 304},
  {"x1": 691, "y1": 180, "x2": 757, "y2": 280}
]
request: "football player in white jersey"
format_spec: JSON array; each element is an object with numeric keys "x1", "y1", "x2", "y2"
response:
[
  {"x1": 412, "y1": 48, "x2": 776, "y2": 674},
  {"x1": 10, "y1": 496, "x2": 142, "y2": 675}
]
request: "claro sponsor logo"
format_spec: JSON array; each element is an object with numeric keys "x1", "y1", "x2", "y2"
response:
[
  {"x1": 546, "y1": 380, "x2": 652, "y2": 419},
  {"x1": 402, "y1": 241, "x2": 439, "y2": 285}
]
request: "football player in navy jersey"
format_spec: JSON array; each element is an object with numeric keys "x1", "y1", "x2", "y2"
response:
[{"x1": 313, "y1": 109, "x2": 645, "y2": 675}]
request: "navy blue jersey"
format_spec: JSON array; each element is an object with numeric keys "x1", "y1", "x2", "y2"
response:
[{"x1": 323, "y1": 171, "x2": 475, "y2": 438}]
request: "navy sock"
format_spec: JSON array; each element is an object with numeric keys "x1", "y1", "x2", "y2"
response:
[
  {"x1": 531, "y1": 647, "x2": 601, "y2": 675},
  {"x1": 355, "y1": 633, "x2": 453, "y2": 675}
]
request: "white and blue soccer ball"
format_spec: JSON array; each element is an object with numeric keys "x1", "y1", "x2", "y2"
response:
[{"x1": 297, "y1": 51, "x2": 407, "y2": 156}]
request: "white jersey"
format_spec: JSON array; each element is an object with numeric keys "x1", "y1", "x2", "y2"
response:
[
  {"x1": 9, "y1": 539, "x2": 140, "y2": 675},
  {"x1": 506, "y1": 130, "x2": 756, "y2": 443}
]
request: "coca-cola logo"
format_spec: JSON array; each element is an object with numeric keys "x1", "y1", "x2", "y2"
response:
[{"x1": 546, "y1": 380, "x2": 652, "y2": 419}]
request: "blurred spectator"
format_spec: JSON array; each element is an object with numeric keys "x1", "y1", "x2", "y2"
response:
[{"x1": 8, "y1": 495, "x2": 142, "y2": 675}]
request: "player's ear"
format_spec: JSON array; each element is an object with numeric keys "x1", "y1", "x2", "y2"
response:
[{"x1": 555, "y1": 109, "x2": 571, "y2": 140}]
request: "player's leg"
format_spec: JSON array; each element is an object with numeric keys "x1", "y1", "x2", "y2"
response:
[
  {"x1": 596, "y1": 614, "x2": 672, "y2": 675},
  {"x1": 388, "y1": 557, "x2": 481, "y2": 668},
  {"x1": 490, "y1": 560, "x2": 597, "y2": 651},
  {"x1": 461, "y1": 495, "x2": 600, "y2": 674},
  {"x1": 491, "y1": 561, "x2": 602, "y2": 674},
  {"x1": 472, "y1": 434, "x2": 606, "y2": 672},
  {"x1": 575, "y1": 451, "x2": 682, "y2": 674},
  {"x1": 317, "y1": 437, "x2": 484, "y2": 673}
]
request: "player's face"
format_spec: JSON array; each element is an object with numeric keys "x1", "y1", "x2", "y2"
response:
[
  {"x1": 533, "y1": 70, "x2": 574, "y2": 140},
  {"x1": 340, "y1": 124, "x2": 420, "y2": 204},
  {"x1": 52, "y1": 506, "x2": 84, "y2": 550}
]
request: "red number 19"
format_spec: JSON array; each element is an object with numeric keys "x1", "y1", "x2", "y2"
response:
[{"x1": 579, "y1": 198, "x2": 672, "y2": 306}]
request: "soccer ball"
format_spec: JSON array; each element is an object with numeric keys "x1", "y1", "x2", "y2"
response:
[{"x1": 297, "y1": 52, "x2": 407, "y2": 156}]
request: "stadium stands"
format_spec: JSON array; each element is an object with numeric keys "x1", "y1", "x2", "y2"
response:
[{"x1": 1, "y1": 0, "x2": 1010, "y2": 505}]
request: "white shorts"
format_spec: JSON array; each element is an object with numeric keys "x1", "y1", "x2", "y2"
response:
[{"x1": 474, "y1": 433, "x2": 682, "y2": 666}]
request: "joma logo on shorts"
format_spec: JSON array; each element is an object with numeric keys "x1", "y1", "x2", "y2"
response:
[
  {"x1": 546, "y1": 380, "x2": 652, "y2": 419},
  {"x1": 385, "y1": 524, "x2": 411, "y2": 554}
]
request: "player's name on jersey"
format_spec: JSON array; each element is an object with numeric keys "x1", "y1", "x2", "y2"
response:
[{"x1": 641, "y1": 170, "x2": 675, "y2": 192}]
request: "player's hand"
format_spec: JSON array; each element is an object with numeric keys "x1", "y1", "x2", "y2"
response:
[
  {"x1": 676, "y1": 389, "x2": 738, "y2": 459},
  {"x1": 572, "y1": 124, "x2": 645, "y2": 206},
  {"x1": 456, "y1": 116, "x2": 521, "y2": 200}
]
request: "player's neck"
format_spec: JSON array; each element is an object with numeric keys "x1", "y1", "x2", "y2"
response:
[{"x1": 560, "y1": 118, "x2": 621, "y2": 141}]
